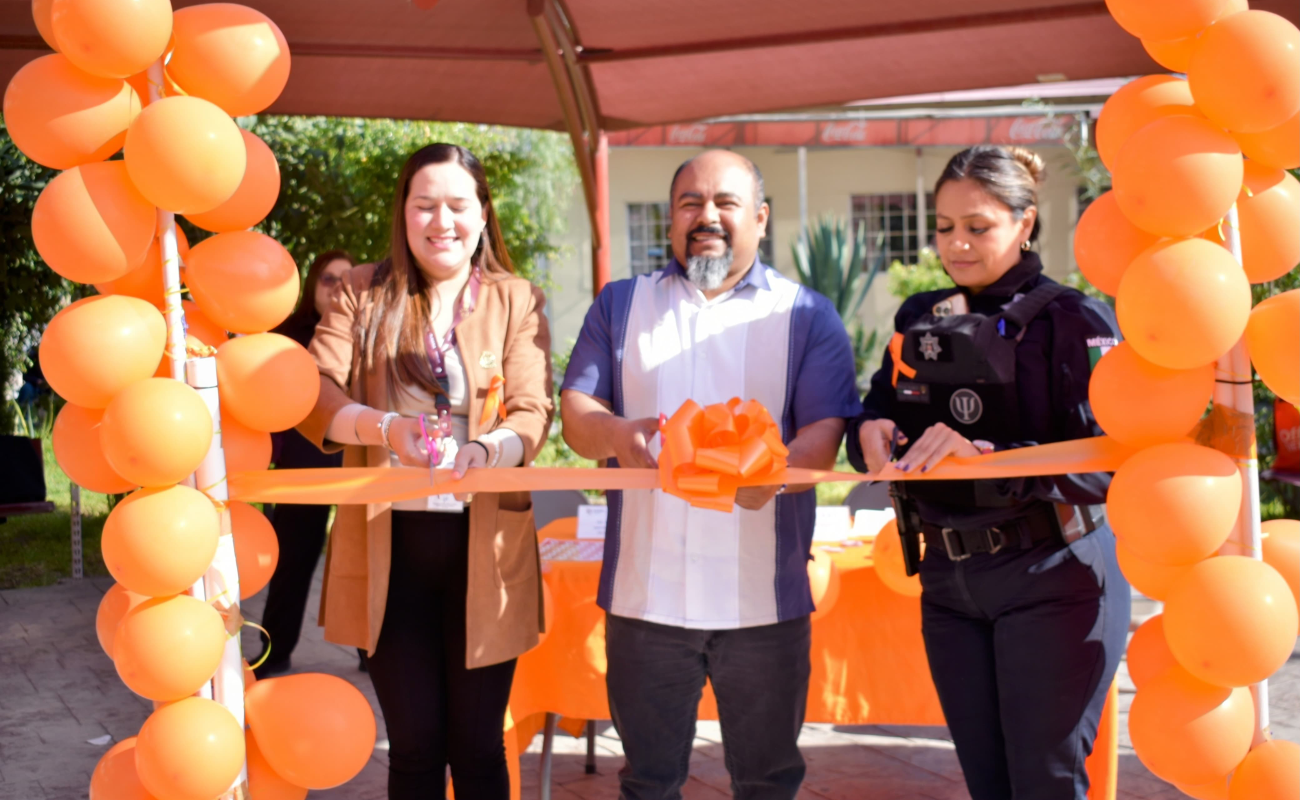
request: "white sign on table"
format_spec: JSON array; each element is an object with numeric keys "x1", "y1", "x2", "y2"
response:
[
  {"x1": 576, "y1": 504, "x2": 608, "y2": 539},
  {"x1": 813, "y1": 505, "x2": 853, "y2": 542}
]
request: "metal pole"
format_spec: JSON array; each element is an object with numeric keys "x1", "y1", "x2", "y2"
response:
[
  {"x1": 797, "y1": 146, "x2": 808, "y2": 246},
  {"x1": 593, "y1": 131, "x2": 610, "y2": 293},
  {"x1": 915, "y1": 147, "x2": 928, "y2": 255},
  {"x1": 69, "y1": 483, "x2": 82, "y2": 579},
  {"x1": 539, "y1": 712, "x2": 557, "y2": 800},
  {"x1": 1214, "y1": 204, "x2": 1268, "y2": 743},
  {"x1": 585, "y1": 719, "x2": 597, "y2": 774}
]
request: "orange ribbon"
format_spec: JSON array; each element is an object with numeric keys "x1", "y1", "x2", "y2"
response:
[
  {"x1": 657, "y1": 398, "x2": 791, "y2": 512},
  {"x1": 889, "y1": 332, "x2": 917, "y2": 388},
  {"x1": 479, "y1": 374, "x2": 507, "y2": 427}
]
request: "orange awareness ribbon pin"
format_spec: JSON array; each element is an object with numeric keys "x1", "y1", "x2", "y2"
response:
[
  {"x1": 657, "y1": 398, "x2": 790, "y2": 513},
  {"x1": 479, "y1": 374, "x2": 507, "y2": 427},
  {"x1": 889, "y1": 332, "x2": 917, "y2": 388}
]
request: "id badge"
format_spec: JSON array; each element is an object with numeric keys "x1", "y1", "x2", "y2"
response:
[{"x1": 426, "y1": 437, "x2": 465, "y2": 513}]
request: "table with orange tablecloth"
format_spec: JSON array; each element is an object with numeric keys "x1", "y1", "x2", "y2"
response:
[{"x1": 500, "y1": 522, "x2": 1117, "y2": 800}]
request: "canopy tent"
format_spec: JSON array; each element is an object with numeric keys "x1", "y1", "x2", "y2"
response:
[{"x1": 2, "y1": 0, "x2": 1295, "y2": 290}]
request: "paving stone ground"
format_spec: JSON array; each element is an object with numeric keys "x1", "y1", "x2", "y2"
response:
[{"x1": 2, "y1": 566, "x2": 1296, "y2": 799}]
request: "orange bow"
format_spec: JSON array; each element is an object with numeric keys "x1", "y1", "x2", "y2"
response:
[
  {"x1": 889, "y1": 332, "x2": 917, "y2": 388},
  {"x1": 479, "y1": 374, "x2": 507, "y2": 427},
  {"x1": 657, "y1": 398, "x2": 790, "y2": 512}
]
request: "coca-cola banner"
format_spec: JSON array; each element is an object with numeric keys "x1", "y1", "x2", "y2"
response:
[{"x1": 607, "y1": 115, "x2": 1079, "y2": 149}]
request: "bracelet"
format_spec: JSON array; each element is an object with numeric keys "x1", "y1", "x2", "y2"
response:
[
  {"x1": 379, "y1": 412, "x2": 400, "y2": 450},
  {"x1": 467, "y1": 440, "x2": 490, "y2": 462}
]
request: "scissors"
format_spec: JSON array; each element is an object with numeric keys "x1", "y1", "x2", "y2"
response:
[
  {"x1": 418, "y1": 412, "x2": 440, "y2": 485},
  {"x1": 867, "y1": 425, "x2": 907, "y2": 485}
]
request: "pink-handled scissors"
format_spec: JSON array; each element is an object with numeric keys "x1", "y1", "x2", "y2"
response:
[{"x1": 418, "y1": 412, "x2": 438, "y2": 484}]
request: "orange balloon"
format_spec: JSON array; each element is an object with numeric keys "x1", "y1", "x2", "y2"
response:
[
  {"x1": 33, "y1": 161, "x2": 155, "y2": 285},
  {"x1": 1116, "y1": 537, "x2": 1193, "y2": 601},
  {"x1": 32, "y1": 0, "x2": 59, "y2": 51},
  {"x1": 1235, "y1": 112, "x2": 1300, "y2": 170},
  {"x1": 52, "y1": 403, "x2": 136, "y2": 494},
  {"x1": 1128, "y1": 615, "x2": 1179, "y2": 691},
  {"x1": 182, "y1": 299, "x2": 228, "y2": 348},
  {"x1": 2, "y1": 54, "x2": 139, "y2": 169},
  {"x1": 1095, "y1": 76, "x2": 1202, "y2": 170},
  {"x1": 1112, "y1": 115, "x2": 1244, "y2": 238},
  {"x1": 1165, "y1": 556, "x2": 1299, "y2": 687},
  {"x1": 1108, "y1": 442, "x2": 1241, "y2": 566},
  {"x1": 101, "y1": 485, "x2": 219, "y2": 597},
  {"x1": 1116, "y1": 238, "x2": 1252, "y2": 369},
  {"x1": 231, "y1": 500, "x2": 278, "y2": 599},
  {"x1": 1229, "y1": 739, "x2": 1300, "y2": 800},
  {"x1": 186, "y1": 231, "x2": 299, "y2": 333},
  {"x1": 100, "y1": 378, "x2": 213, "y2": 487},
  {"x1": 124, "y1": 95, "x2": 246, "y2": 215},
  {"x1": 247, "y1": 731, "x2": 308, "y2": 800},
  {"x1": 1246, "y1": 290, "x2": 1300, "y2": 407},
  {"x1": 1089, "y1": 342, "x2": 1213, "y2": 448},
  {"x1": 244, "y1": 659, "x2": 258, "y2": 693},
  {"x1": 39, "y1": 295, "x2": 165, "y2": 408},
  {"x1": 95, "y1": 582, "x2": 148, "y2": 659},
  {"x1": 1142, "y1": 36, "x2": 1196, "y2": 74},
  {"x1": 1129, "y1": 664, "x2": 1255, "y2": 785},
  {"x1": 89, "y1": 737, "x2": 157, "y2": 800},
  {"x1": 185, "y1": 128, "x2": 280, "y2": 233},
  {"x1": 1261, "y1": 519, "x2": 1300, "y2": 633},
  {"x1": 217, "y1": 333, "x2": 321, "y2": 432},
  {"x1": 1105, "y1": 0, "x2": 1237, "y2": 41},
  {"x1": 246, "y1": 674, "x2": 377, "y2": 789},
  {"x1": 1072, "y1": 192, "x2": 1159, "y2": 296},
  {"x1": 1238, "y1": 164, "x2": 1300, "y2": 284},
  {"x1": 223, "y1": 410, "x2": 272, "y2": 474},
  {"x1": 169, "y1": 3, "x2": 291, "y2": 117},
  {"x1": 114, "y1": 595, "x2": 226, "y2": 700},
  {"x1": 136, "y1": 697, "x2": 245, "y2": 800},
  {"x1": 1178, "y1": 774, "x2": 1232, "y2": 800},
  {"x1": 808, "y1": 548, "x2": 842, "y2": 621},
  {"x1": 94, "y1": 226, "x2": 190, "y2": 310},
  {"x1": 50, "y1": 0, "x2": 171, "y2": 79},
  {"x1": 1189, "y1": 10, "x2": 1300, "y2": 134},
  {"x1": 871, "y1": 519, "x2": 922, "y2": 598}
]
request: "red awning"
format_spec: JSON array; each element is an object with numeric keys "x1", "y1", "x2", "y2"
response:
[{"x1": 1, "y1": 0, "x2": 1295, "y2": 130}]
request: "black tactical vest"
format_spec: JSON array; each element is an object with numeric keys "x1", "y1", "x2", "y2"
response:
[{"x1": 892, "y1": 282, "x2": 1067, "y2": 508}]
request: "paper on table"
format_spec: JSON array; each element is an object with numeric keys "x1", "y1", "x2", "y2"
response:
[
  {"x1": 813, "y1": 506, "x2": 853, "y2": 542},
  {"x1": 576, "y1": 505, "x2": 608, "y2": 539},
  {"x1": 853, "y1": 507, "x2": 896, "y2": 538}
]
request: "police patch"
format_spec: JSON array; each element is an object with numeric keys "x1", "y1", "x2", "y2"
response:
[
  {"x1": 950, "y1": 389, "x2": 983, "y2": 425},
  {"x1": 1086, "y1": 336, "x2": 1118, "y2": 370}
]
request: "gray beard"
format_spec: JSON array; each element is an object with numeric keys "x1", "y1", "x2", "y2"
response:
[{"x1": 685, "y1": 250, "x2": 732, "y2": 291}]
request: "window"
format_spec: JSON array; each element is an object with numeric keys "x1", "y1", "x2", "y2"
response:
[
  {"x1": 628, "y1": 202, "x2": 672, "y2": 276},
  {"x1": 850, "y1": 193, "x2": 936, "y2": 267}
]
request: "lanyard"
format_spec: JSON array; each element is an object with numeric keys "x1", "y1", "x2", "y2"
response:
[{"x1": 420, "y1": 268, "x2": 481, "y2": 465}]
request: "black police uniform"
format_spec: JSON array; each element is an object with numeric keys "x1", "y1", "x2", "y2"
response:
[{"x1": 847, "y1": 252, "x2": 1130, "y2": 800}]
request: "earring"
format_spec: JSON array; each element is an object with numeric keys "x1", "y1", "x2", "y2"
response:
[{"x1": 1021, "y1": 240, "x2": 1031, "y2": 251}]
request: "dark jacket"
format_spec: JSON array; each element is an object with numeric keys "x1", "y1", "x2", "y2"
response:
[{"x1": 846, "y1": 252, "x2": 1120, "y2": 528}]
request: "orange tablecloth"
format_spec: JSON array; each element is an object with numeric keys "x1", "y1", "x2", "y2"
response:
[{"x1": 500, "y1": 523, "x2": 1117, "y2": 799}]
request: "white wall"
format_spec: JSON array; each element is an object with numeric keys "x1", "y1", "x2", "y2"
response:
[{"x1": 545, "y1": 144, "x2": 1083, "y2": 356}]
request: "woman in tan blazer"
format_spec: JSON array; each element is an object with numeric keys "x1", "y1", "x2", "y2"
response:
[{"x1": 296, "y1": 144, "x2": 553, "y2": 799}]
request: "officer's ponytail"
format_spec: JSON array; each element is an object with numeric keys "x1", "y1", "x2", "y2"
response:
[{"x1": 936, "y1": 146, "x2": 1046, "y2": 243}]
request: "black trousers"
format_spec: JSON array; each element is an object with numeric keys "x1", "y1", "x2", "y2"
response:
[
  {"x1": 605, "y1": 613, "x2": 811, "y2": 800},
  {"x1": 260, "y1": 502, "x2": 331, "y2": 664},
  {"x1": 919, "y1": 526, "x2": 1130, "y2": 800},
  {"x1": 367, "y1": 510, "x2": 517, "y2": 800}
]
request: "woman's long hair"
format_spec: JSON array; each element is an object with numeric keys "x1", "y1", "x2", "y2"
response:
[
  {"x1": 281, "y1": 249, "x2": 356, "y2": 333},
  {"x1": 363, "y1": 144, "x2": 515, "y2": 401}
]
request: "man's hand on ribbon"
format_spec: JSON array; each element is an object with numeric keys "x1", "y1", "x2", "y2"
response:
[{"x1": 612, "y1": 416, "x2": 662, "y2": 469}]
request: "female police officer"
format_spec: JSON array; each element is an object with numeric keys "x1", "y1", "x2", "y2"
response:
[{"x1": 848, "y1": 146, "x2": 1130, "y2": 800}]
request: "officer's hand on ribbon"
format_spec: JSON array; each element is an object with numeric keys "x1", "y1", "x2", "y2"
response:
[
  {"x1": 859, "y1": 419, "x2": 907, "y2": 474},
  {"x1": 895, "y1": 422, "x2": 982, "y2": 474}
]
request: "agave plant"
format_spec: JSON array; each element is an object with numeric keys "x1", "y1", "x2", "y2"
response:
[{"x1": 791, "y1": 215, "x2": 888, "y2": 381}]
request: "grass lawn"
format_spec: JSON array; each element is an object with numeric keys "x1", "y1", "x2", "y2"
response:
[{"x1": 0, "y1": 437, "x2": 113, "y2": 589}]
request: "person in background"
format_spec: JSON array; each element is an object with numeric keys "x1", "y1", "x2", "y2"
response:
[
  {"x1": 253, "y1": 250, "x2": 357, "y2": 679},
  {"x1": 561, "y1": 149, "x2": 861, "y2": 800},
  {"x1": 848, "y1": 145, "x2": 1129, "y2": 799},
  {"x1": 298, "y1": 144, "x2": 554, "y2": 799}
]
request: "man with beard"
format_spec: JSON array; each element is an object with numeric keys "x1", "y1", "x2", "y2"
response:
[{"x1": 560, "y1": 149, "x2": 861, "y2": 799}]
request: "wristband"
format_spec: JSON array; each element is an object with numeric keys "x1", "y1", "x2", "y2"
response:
[
  {"x1": 379, "y1": 412, "x2": 400, "y2": 450},
  {"x1": 467, "y1": 440, "x2": 490, "y2": 462}
]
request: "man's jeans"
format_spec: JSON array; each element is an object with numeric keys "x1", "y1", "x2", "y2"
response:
[{"x1": 605, "y1": 613, "x2": 812, "y2": 800}]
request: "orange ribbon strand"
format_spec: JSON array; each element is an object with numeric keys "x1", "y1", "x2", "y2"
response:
[{"x1": 479, "y1": 374, "x2": 507, "y2": 427}]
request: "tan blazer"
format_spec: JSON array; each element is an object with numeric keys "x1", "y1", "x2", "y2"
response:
[{"x1": 297, "y1": 262, "x2": 554, "y2": 668}]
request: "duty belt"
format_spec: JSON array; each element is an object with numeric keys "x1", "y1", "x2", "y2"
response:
[{"x1": 921, "y1": 503, "x2": 1105, "y2": 562}]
